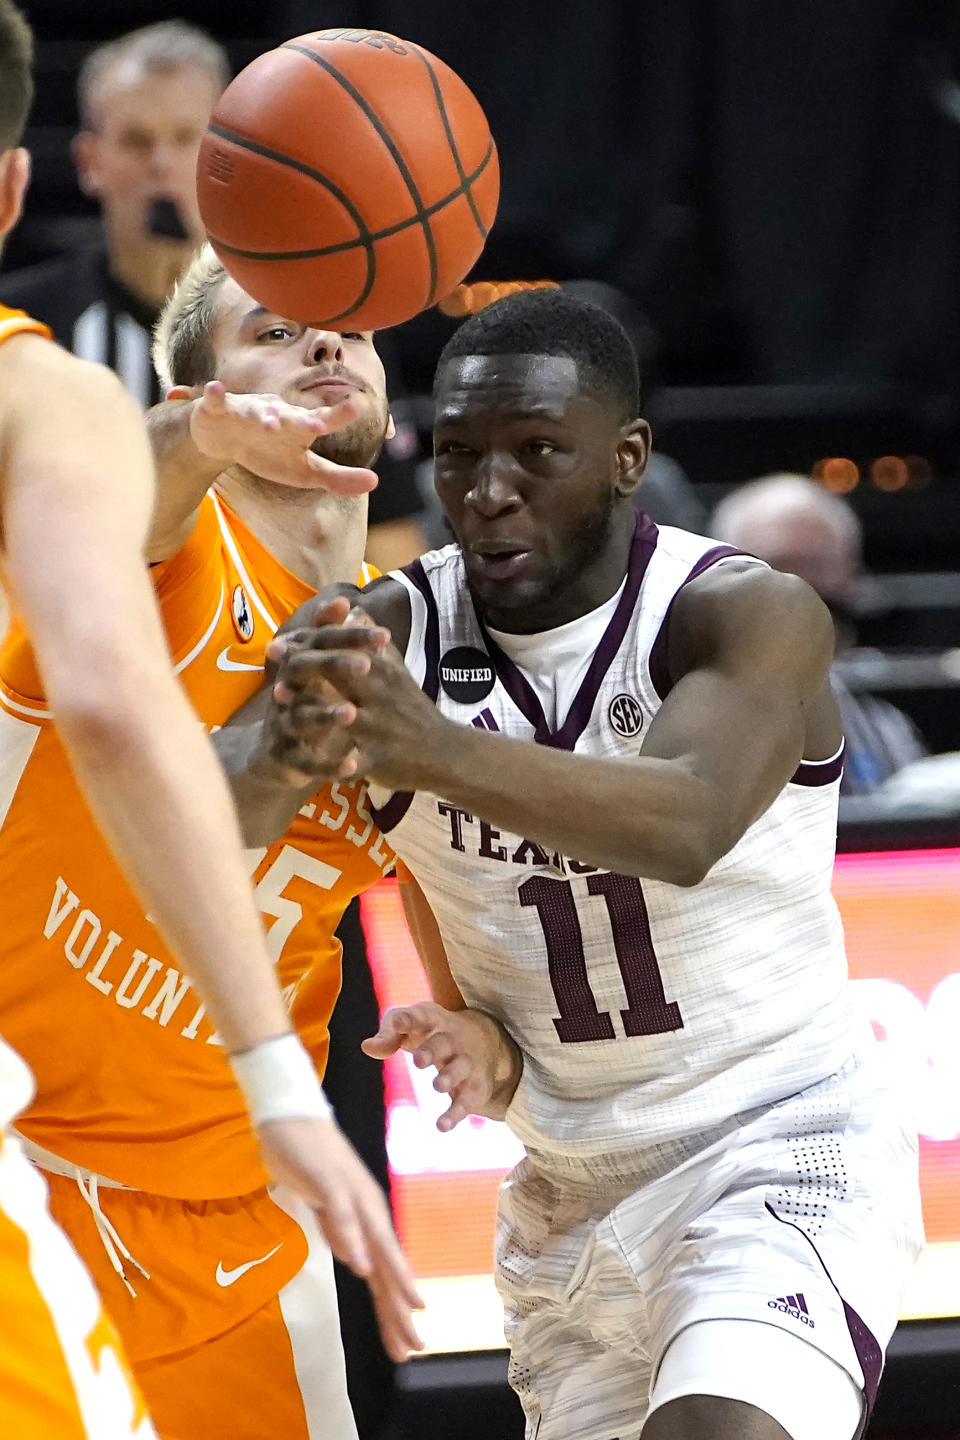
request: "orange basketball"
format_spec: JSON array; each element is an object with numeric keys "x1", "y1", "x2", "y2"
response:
[{"x1": 196, "y1": 28, "x2": 499, "y2": 330}]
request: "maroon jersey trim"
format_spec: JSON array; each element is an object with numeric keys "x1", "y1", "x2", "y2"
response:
[
  {"x1": 475, "y1": 511, "x2": 660, "y2": 753},
  {"x1": 647, "y1": 544, "x2": 750, "y2": 702},
  {"x1": 789, "y1": 744, "x2": 845, "y2": 787}
]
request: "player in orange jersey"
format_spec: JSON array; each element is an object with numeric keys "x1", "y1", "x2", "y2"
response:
[
  {"x1": 0, "y1": 222, "x2": 425, "y2": 1430},
  {"x1": 0, "y1": 6, "x2": 420, "y2": 1438}
]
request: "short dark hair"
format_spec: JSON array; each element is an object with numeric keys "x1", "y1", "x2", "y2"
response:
[
  {"x1": 0, "y1": 0, "x2": 33, "y2": 152},
  {"x1": 435, "y1": 289, "x2": 641, "y2": 420}
]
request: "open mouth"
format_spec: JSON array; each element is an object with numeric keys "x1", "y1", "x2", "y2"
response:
[{"x1": 470, "y1": 547, "x2": 532, "y2": 580}]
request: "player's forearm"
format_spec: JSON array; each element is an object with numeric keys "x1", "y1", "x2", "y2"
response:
[
  {"x1": 473, "y1": 1010, "x2": 523, "y2": 1120},
  {"x1": 145, "y1": 398, "x2": 222, "y2": 558},
  {"x1": 214, "y1": 712, "x2": 315, "y2": 848},
  {"x1": 407, "y1": 725, "x2": 722, "y2": 885},
  {"x1": 54, "y1": 669, "x2": 295, "y2": 1054}
]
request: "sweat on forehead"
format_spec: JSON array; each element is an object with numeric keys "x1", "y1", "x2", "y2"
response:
[{"x1": 434, "y1": 289, "x2": 641, "y2": 420}]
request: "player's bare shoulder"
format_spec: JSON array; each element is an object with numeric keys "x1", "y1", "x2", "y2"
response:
[
  {"x1": 668, "y1": 559, "x2": 834, "y2": 693},
  {"x1": 1, "y1": 331, "x2": 133, "y2": 434}
]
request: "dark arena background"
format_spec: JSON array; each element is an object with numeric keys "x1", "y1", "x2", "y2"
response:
[{"x1": 7, "y1": 3, "x2": 960, "y2": 1437}]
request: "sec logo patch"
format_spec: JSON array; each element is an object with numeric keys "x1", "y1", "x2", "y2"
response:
[{"x1": 608, "y1": 693, "x2": 643, "y2": 738}]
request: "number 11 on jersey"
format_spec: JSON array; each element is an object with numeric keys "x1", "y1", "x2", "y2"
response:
[{"x1": 519, "y1": 873, "x2": 684, "y2": 1044}]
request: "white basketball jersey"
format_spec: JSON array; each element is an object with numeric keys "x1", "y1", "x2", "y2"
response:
[{"x1": 373, "y1": 515, "x2": 865, "y2": 1161}]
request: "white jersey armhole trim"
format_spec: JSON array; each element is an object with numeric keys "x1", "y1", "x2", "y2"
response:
[
  {"x1": 800, "y1": 740, "x2": 845, "y2": 767},
  {"x1": 387, "y1": 569, "x2": 429, "y2": 688}
]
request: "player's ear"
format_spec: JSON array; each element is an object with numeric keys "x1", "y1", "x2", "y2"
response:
[
  {"x1": 71, "y1": 131, "x2": 100, "y2": 198},
  {"x1": 0, "y1": 148, "x2": 30, "y2": 239},
  {"x1": 385, "y1": 411, "x2": 397, "y2": 441},
  {"x1": 614, "y1": 418, "x2": 650, "y2": 499}
]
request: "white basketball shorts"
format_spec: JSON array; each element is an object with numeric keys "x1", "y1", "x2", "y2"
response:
[{"x1": 494, "y1": 1048, "x2": 924, "y2": 1440}]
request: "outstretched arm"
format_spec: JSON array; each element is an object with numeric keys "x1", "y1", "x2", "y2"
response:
[
  {"x1": 145, "y1": 382, "x2": 378, "y2": 561},
  {"x1": 0, "y1": 337, "x2": 421, "y2": 1357},
  {"x1": 272, "y1": 564, "x2": 841, "y2": 885}
]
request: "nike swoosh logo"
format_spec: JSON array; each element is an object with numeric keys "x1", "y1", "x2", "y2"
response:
[
  {"x1": 215, "y1": 1243, "x2": 283, "y2": 1287},
  {"x1": 216, "y1": 646, "x2": 264, "y2": 673}
]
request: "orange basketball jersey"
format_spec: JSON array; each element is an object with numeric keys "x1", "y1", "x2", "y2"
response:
[
  {"x1": 0, "y1": 306, "x2": 52, "y2": 1134},
  {"x1": 0, "y1": 490, "x2": 393, "y2": 1198}
]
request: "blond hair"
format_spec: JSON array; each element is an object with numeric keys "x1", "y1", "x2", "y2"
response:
[{"x1": 152, "y1": 244, "x2": 228, "y2": 393}]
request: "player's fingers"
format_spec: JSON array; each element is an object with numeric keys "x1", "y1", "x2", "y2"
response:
[
  {"x1": 278, "y1": 621, "x2": 379, "y2": 648},
  {"x1": 200, "y1": 380, "x2": 227, "y2": 409},
  {"x1": 271, "y1": 625, "x2": 389, "y2": 661},
  {"x1": 432, "y1": 1053, "x2": 474, "y2": 1094},
  {"x1": 302, "y1": 454, "x2": 379, "y2": 495},
  {"x1": 412, "y1": 1033, "x2": 457, "y2": 1071},
  {"x1": 267, "y1": 734, "x2": 352, "y2": 779},
  {"x1": 358, "y1": 1194, "x2": 426, "y2": 1311},
  {"x1": 337, "y1": 747, "x2": 360, "y2": 779},
  {"x1": 310, "y1": 595, "x2": 353, "y2": 627},
  {"x1": 317, "y1": 1198, "x2": 373, "y2": 1277},
  {"x1": 361, "y1": 1008, "x2": 429, "y2": 1057},
  {"x1": 363, "y1": 1250, "x2": 426, "y2": 1360},
  {"x1": 273, "y1": 651, "x2": 372, "y2": 704},
  {"x1": 276, "y1": 699, "x2": 357, "y2": 735},
  {"x1": 437, "y1": 1090, "x2": 476, "y2": 1132},
  {"x1": 304, "y1": 396, "x2": 362, "y2": 432}
]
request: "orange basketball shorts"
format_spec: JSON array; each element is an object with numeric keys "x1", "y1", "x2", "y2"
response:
[{"x1": 44, "y1": 1172, "x2": 357, "y2": 1440}]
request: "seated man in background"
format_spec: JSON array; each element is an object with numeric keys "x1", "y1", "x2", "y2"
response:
[{"x1": 711, "y1": 472, "x2": 926, "y2": 794}]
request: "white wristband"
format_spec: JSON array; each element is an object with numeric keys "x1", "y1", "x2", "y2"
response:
[{"x1": 230, "y1": 1033, "x2": 334, "y2": 1127}]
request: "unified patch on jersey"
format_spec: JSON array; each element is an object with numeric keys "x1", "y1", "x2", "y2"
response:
[
  {"x1": 231, "y1": 584, "x2": 255, "y2": 641},
  {"x1": 438, "y1": 646, "x2": 495, "y2": 703},
  {"x1": 608, "y1": 692, "x2": 644, "y2": 737}
]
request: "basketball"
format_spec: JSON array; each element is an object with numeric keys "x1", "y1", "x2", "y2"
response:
[{"x1": 196, "y1": 28, "x2": 499, "y2": 331}]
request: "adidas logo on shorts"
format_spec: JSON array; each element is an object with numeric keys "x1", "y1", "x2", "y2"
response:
[{"x1": 768, "y1": 1292, "x2": 815, "y2": 1328}]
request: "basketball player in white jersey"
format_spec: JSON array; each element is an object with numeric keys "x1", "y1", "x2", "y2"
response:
[{"x1": 218, "y1": 290, "x2": 924, "y2": 1440}]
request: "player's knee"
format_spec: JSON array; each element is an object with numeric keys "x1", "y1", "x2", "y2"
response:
[{"x1": 642, "y1": 1394, "x2": 792, "y2": 1440}]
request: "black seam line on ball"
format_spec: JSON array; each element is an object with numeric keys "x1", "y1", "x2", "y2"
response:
[
  {"x1": 409, "y1": 42, "x2": 490, "y2": 240},
  {"x1": 283, "y1": 43, "x2": 439, "y2": 307},
  {"x1": 207, "y1": 139, "x2": 495, "y2": 263},
  {"x1": 205, "y1": 122, "x2": 377, "y2": 313}
]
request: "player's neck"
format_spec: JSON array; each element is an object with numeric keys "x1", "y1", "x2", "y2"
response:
[
  {"x1": 106, "y1": 232, "x2": 192, "y2": 310},
  {"x1": 477, "y1": 506, "x2": 637, "y2": 634},
  {"x1": 215, "y1": 469, "x2": 368, "y2": 590}
]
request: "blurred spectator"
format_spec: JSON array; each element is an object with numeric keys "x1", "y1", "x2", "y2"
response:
[
  {"x1": 711, "y1": 473, "x2": 927, "y2": 795},
  {"x1": 0, "y1": 20, "x2": 227, "y2": 407}
]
